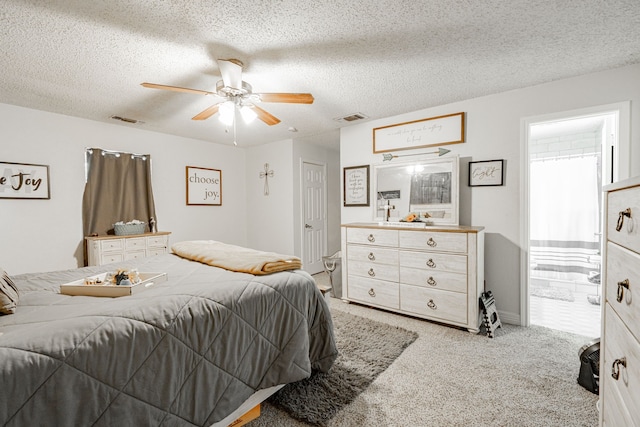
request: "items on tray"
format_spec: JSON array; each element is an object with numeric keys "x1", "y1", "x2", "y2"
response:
[{"x1": 84, "y1": 269, "x2": 141, "y2": 286}]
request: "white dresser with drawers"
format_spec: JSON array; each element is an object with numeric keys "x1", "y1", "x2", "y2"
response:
[
  {"x1": 85, "y1": 232, "x2": 171, "y2": 266},
  {"x1": 341, "y1": 223, "x2": 485, "y2": 332},
  {"x1": 600, "y1": 176, "x2": 640, "y2": 426}
]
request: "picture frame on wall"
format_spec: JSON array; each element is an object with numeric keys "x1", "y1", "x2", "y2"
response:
[
  {"x1": 343, "y1": 165, "x2": 370, "y2": 206},
  {"x1": 469, "y1": 159, "x2": 504, "y2": 186},
  {"x1": 0, "y1": 161, "x2": 50, "y2": 199},
  {"x1": 186, "y1": 166, "x2": 222, "y2": 205},
  {"x1": 373, "y1": 112, "x2": 465, "y2": 153}
]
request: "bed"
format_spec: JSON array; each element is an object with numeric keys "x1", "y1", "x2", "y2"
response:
[{"x1": 0, "y1": 251, "x2": 337, "y2": 426}]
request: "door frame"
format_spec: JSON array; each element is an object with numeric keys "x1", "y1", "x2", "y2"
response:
[
  {"x1": 519, "y1": 101, "x2": 630, "y2": 326},
  {"x1": 299, "y1": 158, "x2": 328, "y2": 274}
]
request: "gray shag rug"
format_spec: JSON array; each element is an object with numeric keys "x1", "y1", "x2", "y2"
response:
[{"x1": 265, "y1": 310, "x2": 418, "y2": 426}]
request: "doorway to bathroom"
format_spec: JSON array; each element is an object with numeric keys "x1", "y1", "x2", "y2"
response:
[{"x1": 525, "y1": 106, "x2": 625, "y2": 337}]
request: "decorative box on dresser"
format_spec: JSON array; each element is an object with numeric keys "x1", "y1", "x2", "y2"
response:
[
  {"x1": 600, "y1": 176, "x2": 640, "y2": 426},
  {"x1": 341, "y1": 223, "x2": 485, "y2": 332},
  {"x1": 85, "y1": 232, "x2": 171, "y2": 266}
]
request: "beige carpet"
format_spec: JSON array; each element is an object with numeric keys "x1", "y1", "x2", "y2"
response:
[{"x1": 249, "y1": 272, "x2": 599, "y2": 427}]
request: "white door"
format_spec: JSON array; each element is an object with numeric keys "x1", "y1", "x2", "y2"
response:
[{"x1": 302, "y1": 161, "x2": 327, "y2": 274}]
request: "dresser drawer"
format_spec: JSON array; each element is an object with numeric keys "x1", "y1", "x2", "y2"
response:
[
  {"x1": 100, "y1": 239, "x2": 124, "y2": 252},
  {"x1": 607, "y1": 185, "x2": 640, "y2": 254},
  {"x1": 147, "y1": 235, "x2": 168, "y2": 248},
  {"x1": 606, "y1": 242, "x2": 640, "y2": 340},
  {"x1": 147, "y1": 247, "x2": 168, "y2": 257},
  {"x1": 124, "y1": 250, "x2": 146, "y2": 261},
  {"x1": 347, "y1": 228, "x2": 398, "y2": 247},
  {"x1": 400, "y1": 267, "x2": 467, "y2": 293},
  {"x1": 348, "y1": 260, "x2": 399, "y2": 282},
  {"x1": 347, "y1": 245, "x2": 398, "y2": 265},
  {"x1": 400, "y1": 284, "x2": 467, "y2": 324},
  {"x1": 399, "y1": 230, "x2": 467, "y2": 253},
  {"x1": 602, "y1": 305, "x2": 640, "y2": 423},
  {"x1": 399, "y1": 250, "x2": 467, "y2": 274},
  {"x1": 347, "y1": 276, "x2": 399, "y2": 309},
  {"x1": 125, "y1": 237, "x2": 147, "y2": 250},
  {"x1": 100, "y1": 253, "x2": 124, "y2": 265},
  {"x1": 602, "y1": 378, "x2": 634, "y2": 427}
]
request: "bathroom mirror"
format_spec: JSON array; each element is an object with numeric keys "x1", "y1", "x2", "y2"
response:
[{"x1": 372, "y1": 156, "x2": 459, "y2": 225}]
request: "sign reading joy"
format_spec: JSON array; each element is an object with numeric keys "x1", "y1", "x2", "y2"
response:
[
  {"x1": 186, "y1": 166, "x2": 222, "y2": 206},
  {"x1": 0, "y1": 162, "x2": 50, "y2": 199}
]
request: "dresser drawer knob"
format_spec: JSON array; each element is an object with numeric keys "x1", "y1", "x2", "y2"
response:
[
  {"x1": 367, "y1": 234, "x2": 375, "y2": 242},
  {"x1": 368, "y1": 252, "x2": 376, "y2": 261},
  {"x1": 427, "y1": 237, "x2": 437, "y2": 247},
  {"x1": 616, "y1": 279, "x2": 630, "y2": 303},
  {"x1": 427, "y1": 276, "x2": 437, "y2": 286},
  {"x1": 427, "y1": 299, "x2": 437, "y2": 310},
  {"x1": 612, "y1": 357, "x2": 627, "y2": 380},
  {"x1": 368, "y1": 288, "x2": 376, "y2": 297},
  {"x1": 616, "y1": 208, "x2": 632, "y2": 232},
  {"x1": 426, "y1": 259, "x2": 436, "y2": 268},
  {"x1": 368, "y1": 268, "x2": 376, "y2": 277}
]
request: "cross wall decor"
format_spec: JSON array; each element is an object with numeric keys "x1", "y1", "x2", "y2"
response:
[{"x1": 259, "y1": 163, "x2": 274, "y2": 196}]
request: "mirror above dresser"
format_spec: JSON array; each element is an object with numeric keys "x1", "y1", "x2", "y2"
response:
[{"x1": 372, "y1": 156, "x2": 459, "y2": 225}]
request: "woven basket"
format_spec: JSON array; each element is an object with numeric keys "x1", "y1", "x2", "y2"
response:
[{"x1": 114, "y1": 223, "x2": 145, "y2": 236}]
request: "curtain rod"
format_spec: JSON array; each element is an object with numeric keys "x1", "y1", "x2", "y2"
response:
[{"x1": 86, "y1": 147, "x2": 149, "y2": 160}]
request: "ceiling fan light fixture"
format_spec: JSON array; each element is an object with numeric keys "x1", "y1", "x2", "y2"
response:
[
  {"x1": 218, "y1": 101, "x2": 235, "y2": 126},
  {"x1": 240, "y1": 105, "x2": 257, "y2": 124}
]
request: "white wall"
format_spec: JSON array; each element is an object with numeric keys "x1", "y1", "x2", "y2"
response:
[
  {"x1": 340, "y1": 63, "x2": 640, "y2": 324},
  {"x1": 244, "y1": 139, "x2": 296, "y2": 255},
  {"x1": 1, "y1": 103, "x2": 247, "y2": 275},
  {"x1": 243, "y1": 137, "x2": 342, "y2": 263}
]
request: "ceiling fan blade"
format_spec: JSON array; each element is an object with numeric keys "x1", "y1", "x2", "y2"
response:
[
  {"x1": 192, "y1": 104, "x2": 220, "y2": 121},
  {"x1": 257, "y1": 93, "x2": 314, "y2": 104},
  {"x1": 248, "y1": 104, "x2": 281, "y2": 126},
  {"x1": 217, "y1": 59, "x2": 243, "y2": 89},
  {"x1": 141, "y1": 82, "x2": 214, "y2": 96}
]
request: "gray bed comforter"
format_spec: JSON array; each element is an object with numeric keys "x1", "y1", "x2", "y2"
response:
[{"x1": 0, "y1": 254, "x2": 337, "y2": 426}]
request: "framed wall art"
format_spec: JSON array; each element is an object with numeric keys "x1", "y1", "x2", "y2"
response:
[
  {"x1": 373, "y1": 112, "x2": 465, "y2": 153},
  {"x1": 343, "y1": 165, "x2": 370, "y2": 206},
  {"x1": 469, "y1": 159, "x2": 504, "y2": 187},
  {"x1": 186, "y1": 166, "x2": 222, "y2": 205},
  {"x1": 0, "y1": 161, "x2": 50, "y2": 199}
]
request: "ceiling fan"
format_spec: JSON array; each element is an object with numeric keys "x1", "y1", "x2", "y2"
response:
[{"x1": 141, "y1": 59, "x2": 314, "y2": 127}]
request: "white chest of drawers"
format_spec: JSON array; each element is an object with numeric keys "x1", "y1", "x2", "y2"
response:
[
  {"x1": 600, "y1": 176, "x2": 640, "y2": 426},
  {"x1": 341, "y1": 223, "x2": 485, "y2": 332},
  {"x1": 85, "y1": 232, "x2": 171, "y2": 266}
]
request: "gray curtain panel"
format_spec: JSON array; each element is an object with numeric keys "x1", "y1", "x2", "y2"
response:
[{"x1": 82, "y1": 148, "x2": 157, "y2": 236}]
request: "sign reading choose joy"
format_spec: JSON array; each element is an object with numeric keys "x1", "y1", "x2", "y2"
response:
[{"x1": 186, "y1": 166, "x2": 222, "y2": 205}]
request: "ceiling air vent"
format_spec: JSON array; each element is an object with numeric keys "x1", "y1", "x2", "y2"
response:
[
  {"x1": 334, "y1": 112, "x2": 369, "y2": 123},
  {"x1": 110, "y1": 115, "x2": 143, "y2": 124}
]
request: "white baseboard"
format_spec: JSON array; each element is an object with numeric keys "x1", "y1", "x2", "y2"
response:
[{"x1": 498, "y1": 310, "x2": 521, "y2": 326}]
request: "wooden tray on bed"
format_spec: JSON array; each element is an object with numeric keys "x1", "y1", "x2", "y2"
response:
[{"x1": 60, "y1": 272, "x2": 167, "y2": 297}]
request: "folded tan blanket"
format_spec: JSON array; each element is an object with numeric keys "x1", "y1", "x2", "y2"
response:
[{"x1": 171, "y1": 240, "x2": 302, "y2": 275}]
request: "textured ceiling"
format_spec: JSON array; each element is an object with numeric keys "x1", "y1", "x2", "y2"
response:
[{"x1": 1, "y1": 0, "x2": 639, "y2": 148}]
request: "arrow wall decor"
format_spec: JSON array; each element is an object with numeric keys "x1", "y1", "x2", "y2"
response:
[{"x1": 382, "y1": 147, "x2": 451, "y2": 162}]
